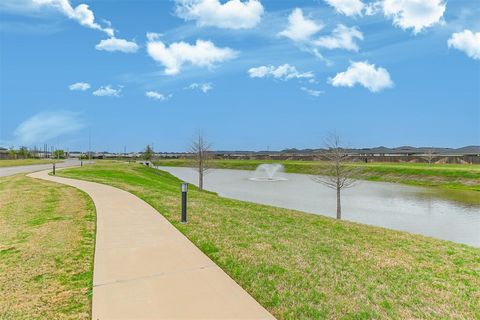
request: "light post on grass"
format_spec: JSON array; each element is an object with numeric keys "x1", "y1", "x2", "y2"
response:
[
  {"x1": 181, "y1": 183, "x2": 188, "y2": 223},
  {"x1": 52, "y1": 163, "x2": 56, "y2": 175}
]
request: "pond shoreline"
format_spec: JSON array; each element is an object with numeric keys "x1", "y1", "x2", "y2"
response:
[
  {"x1": 158, "y1": 166, "x2": 480, "y2": 247},
  {"x1": 154, "y1": 159, "x2": 480, "y2": 193}
]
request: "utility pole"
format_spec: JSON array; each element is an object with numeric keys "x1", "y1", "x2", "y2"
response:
[{"x1": 89, "y1": 130, "x2": 92, "y2": 161}]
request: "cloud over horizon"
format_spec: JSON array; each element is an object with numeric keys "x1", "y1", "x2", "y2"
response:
[{"x1": 14, "y1": 110, "x2": 84, "y2": 145}]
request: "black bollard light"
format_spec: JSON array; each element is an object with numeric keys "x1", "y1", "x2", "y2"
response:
[
  {"x1": 181, "y1": 183, "x2": 188, "y2": 223},
  {"x1": 81, "y1": 160, "x2": 83, "y2": 167},
  {"x1": 53, "y1": 163, "x2": 56, "y2": 175}
]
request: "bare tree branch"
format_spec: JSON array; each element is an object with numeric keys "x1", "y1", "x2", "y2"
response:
[
  {"x1": 190, "y1": 133, "x2": 212, "y2": 191},
  {"x1": 422, "y1": 148, "x2": 436, "y2": 165},
  {"x1": 312, "y1": 133, "x2": 359, "y2": 219}
]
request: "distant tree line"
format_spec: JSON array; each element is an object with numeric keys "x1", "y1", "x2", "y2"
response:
[{"x1": 3, "y1": 146, "x2": 66, "y2": 160}]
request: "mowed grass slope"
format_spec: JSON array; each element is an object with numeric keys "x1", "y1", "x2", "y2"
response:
[
  {"x1": 155, "y1": 159, "x2": 480, "y2": 191},
  {"x1": 59, "y1": 162, "x2": 480, "y2": 319},
  {"x1": 0, "y1": 175, "x2": 95, "y2": 319}
]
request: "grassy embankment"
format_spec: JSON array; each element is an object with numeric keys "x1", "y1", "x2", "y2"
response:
[
  {"x1": 154, "y1": 159, "x2": 480, "y2": 192},
  {"x1": 0, "y1": 174, "x2": 95, "y2": 319},
  {"x1": 0, "y1": 159, "x2": 58, "y2": 167},
  {"x1": 58, "y1": 162, "x2": 480, "y2": 319}
]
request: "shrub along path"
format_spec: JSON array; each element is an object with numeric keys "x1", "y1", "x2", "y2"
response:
[{"x1": 28, "y1": 169, "x2": 274, "y2": 319}]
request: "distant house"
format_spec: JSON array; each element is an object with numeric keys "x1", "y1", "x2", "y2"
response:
[
  {"x1": 0, "y1": 147, "x2": 8, "y2": 160},
  {"x1": 68, "y1": 151, "x2": 83, "y2": 158}
]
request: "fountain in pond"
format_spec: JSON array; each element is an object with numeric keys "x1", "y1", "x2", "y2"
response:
[{"x1": 249, "y1": 163, "x2": 288, "y2": 181}]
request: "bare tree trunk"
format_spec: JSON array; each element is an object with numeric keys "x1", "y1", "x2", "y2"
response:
[
  {"x1": 198, "y1": 151, "x2": 203, "y2": 190},
  {"x1": 199, "y1": 157, "x2": 203, "y2": 190},
  {"x1": 336, "y1": 186, "x2": 341, "y2": 220},
  {"x1": 190, "y1": 134, "x2": 211, "y2": 191}
]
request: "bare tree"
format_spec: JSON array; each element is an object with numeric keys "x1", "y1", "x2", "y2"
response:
[
  {"x1": 313, "y1": 134, "x2": 358, "y2": 220},
  {"x1": 190, "y1": 134, "x2": 211, "y2": 191},
  {"x1": 423, "y1": 148, "x2": 436, "y2": 165}
]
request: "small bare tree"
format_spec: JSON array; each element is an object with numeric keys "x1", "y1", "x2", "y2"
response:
[
  {"x1": 313, "y1": 134, "x2": 358, "y2": 220},
  {"x1": 190, "y1": 134, "x2": 211, "y2": 191},
  {"x1": 423, "y1": 148, "x2": 436, "y2": 165}
]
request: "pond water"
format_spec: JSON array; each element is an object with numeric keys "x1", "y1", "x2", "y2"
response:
[{"x1": 158, "y1": 167, "x2": 480, "y2": 247}]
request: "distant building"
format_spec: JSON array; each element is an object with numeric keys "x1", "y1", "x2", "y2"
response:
[{"x1": 0, "y1": 147, "x2": 8, "y2": 160}]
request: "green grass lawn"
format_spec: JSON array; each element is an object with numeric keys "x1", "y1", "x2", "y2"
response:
[
  {"x1": 0, "y1": 159, "x2": 59, "y2": 167},
  {"x1": 58, "y1": 162, "x2": 480, "y2": 319},
  {"x1": 0, "y1": 174, "x2": 95, "y2": 319},
  {"x1": 154, "y1": 159, "x2": 480, "y2": 191}
]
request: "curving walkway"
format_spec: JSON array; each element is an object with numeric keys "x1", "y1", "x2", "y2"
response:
[{"x1": 28, "y1": 169, "x2": 274, "y2": 319}]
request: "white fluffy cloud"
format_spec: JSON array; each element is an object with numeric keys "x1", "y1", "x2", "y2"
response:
[
  {"x1": 314, "y1": 24, "x2": 363, "y2": 51},
  {"x1": 278, "y1": 8, "x2": 323, "y2": 43},
  {"x1": 380, "y1": 0, "x2": 446, "y2": 34},
  {"x1": 93, "y1": 85, "x2": 122, "y2": 97},
  {"x1": 69, "y1": 82, "x2": 90, "y2": 91},
  {"x1": 188, "y1": 83, "x2": 213, "y2": 93},
  {"x1": 174, "y1": 0, "x2": 263, "y2": 29},
  {"x1": 32, "y1": 0, "x2": 114, "y2": 36},
  {"x1": 329, "y1": 61, "x2": 393, "y2": 92},
  {"x1": 279, "y1": 9, "x2": 363, "y2": 61},
  {"x1": 448, "y1": 30, "x2": 480, "y2": 60},
  {"x1": 95, "y1": 37, "x2": 139, "y2": 53},
  {"x1": 145, "y1": 91, "x2": 171, "y2": 101},
  {"x1": 146, "y1": 38, "x2": 237, "y2": 75},
  {"x1": 248, "y1": 64, "x2": 314, "y2": 80},
  {"x1": 324, "y1": 0, "x2": 365, "y2": 16},
  {"x1": 14, "y1": 110, "x2": 84, "y2": 145},
  {"x1": 301, "y1": 87, "x2": 324, "y2": 97}
]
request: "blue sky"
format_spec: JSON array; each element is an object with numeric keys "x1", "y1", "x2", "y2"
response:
[{"x1": 0, "y1": 0, "x2": 479, "y2": 152}]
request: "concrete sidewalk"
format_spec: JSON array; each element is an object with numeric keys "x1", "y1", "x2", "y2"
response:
[{"x1": 28, "y1": 169, "x2": 275, "y2": 319}]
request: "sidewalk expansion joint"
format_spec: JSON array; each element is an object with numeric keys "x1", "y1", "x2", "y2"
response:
[{"x1": 93, "y1": 264, "x2": 217, "y2": 288}]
